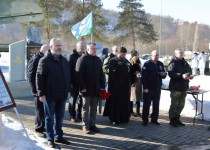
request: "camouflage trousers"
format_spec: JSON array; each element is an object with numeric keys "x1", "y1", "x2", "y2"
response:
[{"x1": 169, "y1": 91, "x2": 187, "y2": 118}]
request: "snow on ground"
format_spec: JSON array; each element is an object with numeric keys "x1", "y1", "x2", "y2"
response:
[
  {"x1": 160, "y1": 75, "x2": 210, "y2": 120},
  {"x1": 0, "y1": 52, "x2": 9, "y2": 67},
  {"x1": 0, "y1": 52, "x2": 10, "y2": 80},
  {"x1": 0, "y1": 114, "x2": 54, "y2": 150},
  {"x1": 1, "y1": 52, "x2": 210, "y2": 149}
]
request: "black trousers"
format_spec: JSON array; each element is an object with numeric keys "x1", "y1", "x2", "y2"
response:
[
  {"x1": 34, "y1": 96, "x2": 45, "y2": 133},
  {"x1": 68, "y1": 95, "x2": 83, "y2": 119},
  {"x1": 142, "y1": 88, "x2": 161, "y2": 123}
]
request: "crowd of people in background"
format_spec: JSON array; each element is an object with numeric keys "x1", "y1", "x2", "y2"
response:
[
  {"x1": 28, "y1": 38, "x2": 196, "y2": 148},
  {"x1": 191, "y1": 51, "x2": 207, "y2": 75}
]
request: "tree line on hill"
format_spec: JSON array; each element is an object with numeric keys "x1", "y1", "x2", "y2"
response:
[{"x1": 0, "y1": 0, "x2": 210, "y2": 56}]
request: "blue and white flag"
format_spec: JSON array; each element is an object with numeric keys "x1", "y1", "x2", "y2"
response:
[{"x1": 71, "y1": 12, "x2": 93, "y2": 39}]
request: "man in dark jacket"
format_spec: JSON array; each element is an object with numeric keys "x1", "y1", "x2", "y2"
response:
[
  {"x1": 100, "y1": 48, "x2": 109, "y2": 62},
  {"x1": 142, "y1": 50, "x2": 167, "y2": 126},
  {"x1": 67, "y1": 41, "x2": 85, "y2": 122},
  {"x1": 36, "y1": 38, "x2": 70, "y2": 148},
  {"x1": 27, "y1": 44, "x2": 49, "y2": 137},
  {"x1": 103, "y1": 47, "x2": 131, "y2": 125},
  {"x1": 103, "y1": 45, "x2": 118, "y2": 83},
  {"x1": 76, "y1": 42, "x2": 105, "y2": 134},
  {"x1": 168, "y1": 48, "x2": 193, "y2": 127}
]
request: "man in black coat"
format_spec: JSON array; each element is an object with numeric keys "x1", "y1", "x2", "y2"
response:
[
  {"x1": 27, "y1": 44, "x2": 49, "y2": 137},
  {"x1": 142, "y1": 50, "x2": 167, "y2": 126},
  {"x1": 36, "y1": 38, "x2": 70, "y2": 148},
  {"x1": 103, "y1": 45, "x2": 118, "y2": 83},
  {"x1": 103, "y1": 47, "x2": 131, "y2": 125},
  {"x1": 76, "y1": 42, "x2": 105, "y2": 134},
  {"x1": 168, "y1": 48, "x2": 193, "y2": 127},
  {"x1": 67, "y1": 41, "x2": 85, "y2": 122}
]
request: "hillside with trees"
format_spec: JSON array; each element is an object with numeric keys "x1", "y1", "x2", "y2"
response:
[{"x1": 1, "y1": 0, "x2": 210, "y2": 55}]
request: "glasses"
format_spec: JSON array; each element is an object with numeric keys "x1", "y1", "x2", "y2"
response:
[{"x1": 55, "y1": 45, "x2": 62, "y2": 47}]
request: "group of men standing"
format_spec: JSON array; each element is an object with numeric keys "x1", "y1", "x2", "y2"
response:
[
  {"x1": 28, "y1": 37, "x2": 193, "y2": 148},
  {"x1": 28, "y1": 39, "x2": 106, "y2": 148}
]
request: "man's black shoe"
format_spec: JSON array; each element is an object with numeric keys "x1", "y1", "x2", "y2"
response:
[
  {"x1": 55, "y1": 138, "x2": 71, "y2": 145},
  {"x1": 111, "y1": 121, "x2": 120, "y2": 125},
  {"x1": 151, "y1": 121, "x2": 160, "y2": 125},
  {"x1": 142, "y1": 122, "x2": 148, "y2": 126},
  {"x1": 36, "y1": 132, "x2": 46, "y2": 138},
  {"x1": 47, "y1": 141, "x2": 55, "y2": 148},
  {"x1": 47, "y1": 141, "x2": 54, "y2": 148},
  {"x1": 169, "y1": 118, "x2": 179, "y2": 127},
  {"x1": 169, "y1": 122, "x2": 179, "y2": 127},
  {"x1": 89, "y1": 126, "x2": 101, "y2": 133},
  {"x1": 47, "y1": 141, "x2": 61, "y2": 149},
  {"x1": 131, "y1": 112, "x2": 137, "y2": 117},
  {"x1": 176, "y1": 118, "x2": 185, "y2": 126},
  {"x1": 136, "y1": 113, "x2": 141, "y2": 117},
  {"x1": 70, "y1": 117, "x2": 79, "y2": 122},
  {"x1": 77, "y1": 117, "x2": 82, "y2": 122}
]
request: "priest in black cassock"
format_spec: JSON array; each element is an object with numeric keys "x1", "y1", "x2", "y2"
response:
[{"x1": 103, "y1": 47, "x2": 131, "y2": 125}]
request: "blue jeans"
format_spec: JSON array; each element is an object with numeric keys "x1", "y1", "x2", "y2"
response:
[{"x1": 43, "y1": 99, "x2": 66, "y2": 142}]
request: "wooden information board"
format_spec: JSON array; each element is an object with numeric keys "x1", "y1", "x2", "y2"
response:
[{"x1": 0, "y1": 69, "x2": 16, "y2": 112}]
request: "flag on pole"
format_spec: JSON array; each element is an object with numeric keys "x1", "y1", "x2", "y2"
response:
[{"x1": 71, "y1": 11, "x2": 93, "y2": 39}]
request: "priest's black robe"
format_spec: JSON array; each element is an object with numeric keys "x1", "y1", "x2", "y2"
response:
[{"x1": 103, "y1": 56, "x2": 131, "y2": 123}]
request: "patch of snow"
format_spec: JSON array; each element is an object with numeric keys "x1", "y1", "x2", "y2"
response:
[
  {"x1": 160, "y1": 75, "x2": 210, "y2": 120},
  {"x1": 0, "y1": 114, "x2": 54, "y2": 150}
]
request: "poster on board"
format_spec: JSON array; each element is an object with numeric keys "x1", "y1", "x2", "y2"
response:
[{"x1": 0, "y1": 69, "x2": 16, "y2": 112}]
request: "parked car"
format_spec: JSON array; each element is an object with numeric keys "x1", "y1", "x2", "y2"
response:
[{"x1": 141, "y1": 54, "x2": 151, "y2": 60}]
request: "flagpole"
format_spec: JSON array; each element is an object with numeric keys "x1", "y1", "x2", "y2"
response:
[
  {"x1": 91, "y1": 34, "x2": 93, "y2": 42},
  {"x1": 82, "y1": 0, "x2": 85, "y2": 18},
  {"x1": 91, "y1": 11, "x2": 93, "y2": 42}
]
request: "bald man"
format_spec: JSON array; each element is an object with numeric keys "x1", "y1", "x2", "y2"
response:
[
  {"x1": 36, "y1": 38, "x2": 70, "y2": 148},
  {"x1": 142, "y1": 50, "x2": 167, "y2": 126},
  {"x1": 168, "y1": 48, "x2": 193, "y2": 127},
  {"x1": 27, "y1": 44, "x2": 49, "y2": 137},
  {"x1": 67, "y1": 41, "x2": 85, "y2": 122}
]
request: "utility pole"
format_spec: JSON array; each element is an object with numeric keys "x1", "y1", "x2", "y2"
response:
[
  {"x1": 193, "y1": 22, "x2": 199, "y2": 51},
  {"x1": 82, "y1": 0, "x2": 85, "y2": 18},
  {"x1": 159, "y1": 0, "x2": 162, "y2": 56}
]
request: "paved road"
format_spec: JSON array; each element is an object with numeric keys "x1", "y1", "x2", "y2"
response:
[{"x1": 3, "y1": 97, "x2": 210, "y2": 150}]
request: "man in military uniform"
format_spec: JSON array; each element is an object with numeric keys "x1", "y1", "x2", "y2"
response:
[
  {"x1": 168, "y1": 48, "x2": 193, "y2": 127},
  {"x1": 142, "y1": 50, "x2": 167, "y2": 126}
]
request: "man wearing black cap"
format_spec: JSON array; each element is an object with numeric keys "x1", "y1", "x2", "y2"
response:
[{"x1": 103, "y1": 47, "x2": 131, "y2": 125}]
